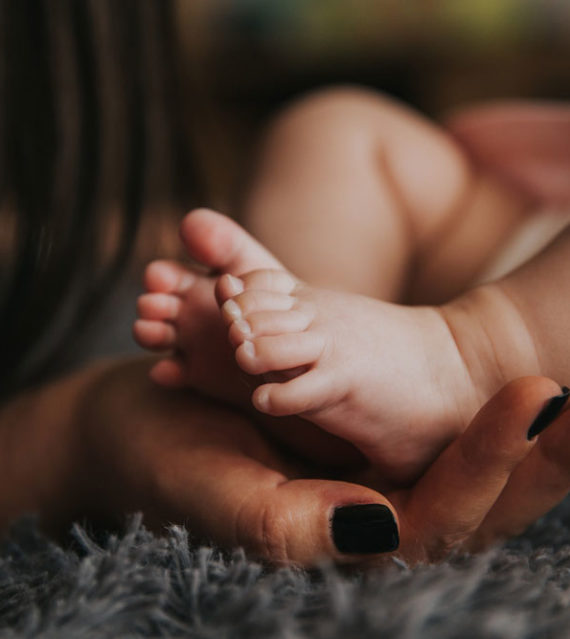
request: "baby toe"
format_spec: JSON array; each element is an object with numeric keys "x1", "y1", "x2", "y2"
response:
[
  {"x1": 179, "y1": 208, "x2": 283, "y2": 273},
  {"x1": 235, "y1": 333, "x2": 325, "y2": 375},
  {"x1": 220, "y1": 290, "x2": 295, "y2": 324},
  {"x1": 228, "y1": 319, "x2": 253, "y2": 347},
  {"x1": 228, "y1": 309, "x2": 312, "y2": 347},
  {"x1": 133, "y1": 319, "x2": 177, "y2": 351},
  {"x1": 253, "y1": 370, "x2": 335, "y2": 416},
  {"x1": 149, "y1": 357, "x2": 187, "y2": 387},
  {"x1": 143, "y1": 260, "x2": 195, "y2": 294},
  {"x1": 137, "y1": 293, "x2": 181, "y2": 321},
  {"x1": 234, "y1": 310, "x2": 313, "y2": 344},
  {"x1": 240, "y1": 269, "x2": 297, "y2": 294},
  {"x1": 217, "y1": 270, "x2": 297, "y2": 306},
  {"x1": 216, "y1": 274, "x2": 245, "y2": 304}
]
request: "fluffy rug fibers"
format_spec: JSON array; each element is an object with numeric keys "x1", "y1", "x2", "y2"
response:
[{"x1": 3, "y1": 505, "x2": 570, "y2": 638}]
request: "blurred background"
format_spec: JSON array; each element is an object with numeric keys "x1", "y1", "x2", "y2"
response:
[
  {"x1": 178, "y1": 0, "x2": 570, "y2": 205},
  {"x1": 5, "y1": 0, "x2": 569, "y2": 378}
]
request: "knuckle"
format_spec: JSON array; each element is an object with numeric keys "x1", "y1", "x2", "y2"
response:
[
  {"x1": 458, "y1": 425, "x2": 525, "y2": 474},
  {"x1": 236, "y1": 494, "x2": 290, "y2": 562},
  {"x1": 403, "y1": 513, "x2": 470, "y2": 564},
  {"x1": 425, "y1": 531, "x2": 468, "y2": 563}
]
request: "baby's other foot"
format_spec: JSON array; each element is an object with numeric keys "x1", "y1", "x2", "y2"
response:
[
  {"x1": 217, "y1": 268, "x2": 482, "y2": 483},
  {"x1": 134, "y1": 212, "x2": 364, "y2": 468},
  {"x1": 133, "y1": 209, "x2": 282, "y2": 404},
  {"x1": 134, "y1": 258, "x2": 246, "y2": 402}
]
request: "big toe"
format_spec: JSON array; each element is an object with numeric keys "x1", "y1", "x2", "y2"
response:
[{"x1": 179, "y1": 208, "x2": 284, "y2": 276}]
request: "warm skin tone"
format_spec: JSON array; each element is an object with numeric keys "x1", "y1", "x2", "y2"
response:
[
  {"x1": 240, "y1": 89, "x2": 536, "y2": 305},
  {"x1": 135, "y1": 91, "x2": 570, "y2": 484},
  {"x1": 2, "y1": 92, "x2": 569, "y2": 566},
  {"x1": 134, "y1": 208, "x2": 567, "y2": 489},
  {"x1": 2, "y1": 357, "x2": 570, "y2": 566}
]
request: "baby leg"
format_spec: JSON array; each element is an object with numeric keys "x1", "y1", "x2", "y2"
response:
[
  {"x1": 215, "y1": 221, "x2": 570, "y2": 483},
  {"x1": 136, "y1": 90, "x2": 533, "y2": 391},
  {"x1": 242, "y1": 87, "x2": 530, "y2": 304}
]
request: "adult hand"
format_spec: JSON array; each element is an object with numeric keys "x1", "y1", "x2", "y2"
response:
[
  {"x1": 76, "y1": 359, "x2": 570, "y2": 566},
  {"x1": 377, "y1": 376, "x2": 570, "y2": 563}
]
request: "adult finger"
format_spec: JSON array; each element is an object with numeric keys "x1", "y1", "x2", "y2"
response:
[
  {"x1": 471, "y1": 384, "x2": 570, "y2": 549},
  {"x1": 144, "y1": 396, "x2": 400, "y2": 566},
  {"x1": 399, "y1": 376, "x2": 562, "y2": 563}
]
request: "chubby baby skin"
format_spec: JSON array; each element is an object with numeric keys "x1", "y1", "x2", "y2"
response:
[
  {"x1": 214, "y1": 249, "x2": 550, "y2": 483},
  {"x1": 135, "y1": 209, "x2": 548, "y2": 485},
  {"x1": 135, "y1": 91, "x2": 570, "y2": 484},
  {"x1": 216, "y1": 267, "x2": 475, "y2": 482}
]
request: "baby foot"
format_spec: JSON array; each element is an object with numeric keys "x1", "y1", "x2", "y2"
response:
[
  {"x1": 448, "y1": 101, "x2": 570, "y2": 207},
  {"x1": 134, "y1": 209, "x2": 365, "y2": 468},
  {"x1": 216, "y1": 267, "x2": 483, "y2": 482},
  {"x1": 133, "y1": 209, "x2": 282, "y2": 404}
]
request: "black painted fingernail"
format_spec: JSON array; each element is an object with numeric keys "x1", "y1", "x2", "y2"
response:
[
  {"x1": 527, "y1": 386, "x2": 570, "y2": 440},
  {"x1": 332, "y1": 504, "x2": 399, "y2": 554}
]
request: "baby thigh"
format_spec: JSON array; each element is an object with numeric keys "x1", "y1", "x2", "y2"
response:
[{"x1": 242, "y1": 86, "x2": 517, "y2": 303}]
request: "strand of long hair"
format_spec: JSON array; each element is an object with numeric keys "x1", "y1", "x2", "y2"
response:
[{"x1": 0, "y1": 0, "x2": 198, "y2": 398}]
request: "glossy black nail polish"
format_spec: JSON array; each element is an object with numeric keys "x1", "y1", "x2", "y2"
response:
[
  {"x1": 332, "y1": 504, "x2": 399, "y2": 554},
  {"x1": 527, "y1": 386, "x2": 570, "y2": 440}
]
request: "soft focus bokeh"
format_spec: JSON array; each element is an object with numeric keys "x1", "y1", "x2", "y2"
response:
[
  {"x1": 2, "y1": 1, "x2": 569, "y2": 375},
  {"x1": 177, "y1": 0, "x2": 570, "y2": 203}
]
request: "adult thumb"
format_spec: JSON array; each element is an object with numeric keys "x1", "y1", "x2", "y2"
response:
[
  {"x1": 233, "y1": 478, "x2": 400, "y2": 565},
  {"x1": 156, "y1": 433, "x2": 400, "y2": 566}
]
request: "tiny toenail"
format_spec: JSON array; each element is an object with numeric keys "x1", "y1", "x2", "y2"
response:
[
  {"x1": 226, "y1": 274, "x2": 244, "y2": 295},
  {"x1": 223, "y1": 299, "x2": 242, "y2": 321},
  {"x1": 179, "y1": 273, "x2": 195, "y2": 291},
  {"x1": 255, "y1": 388, "x2": 270, "y2": 412},
  {"x1": 234, "y1": 319, "x2": 252, "y2": 337},
  {"x1": 242, "y1": 340, "x2": 256, "y2": 359}
]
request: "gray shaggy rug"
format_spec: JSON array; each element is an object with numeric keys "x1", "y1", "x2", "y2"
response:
[{"x1": 3, "y1": 504, "x2": 570, "y2": 639}]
